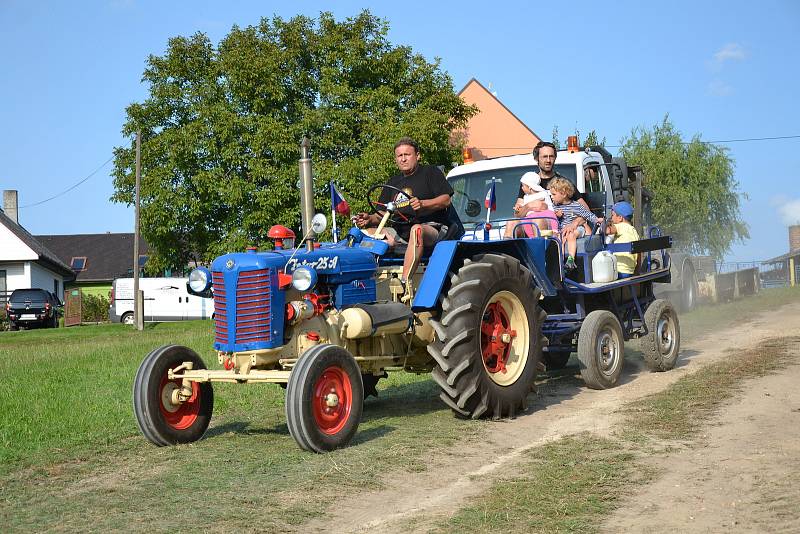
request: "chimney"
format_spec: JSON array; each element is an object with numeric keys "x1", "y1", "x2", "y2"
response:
[
  {"x1": 3, "y1": 190, "x2": 18, "y2": 224},
  {"x1": 790, "y1": 225, "x2": 800, "y2": 252}
]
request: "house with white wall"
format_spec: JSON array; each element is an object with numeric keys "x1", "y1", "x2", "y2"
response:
[{"x1": 1, "y1": 191, "x2": 74, "y2": 301}]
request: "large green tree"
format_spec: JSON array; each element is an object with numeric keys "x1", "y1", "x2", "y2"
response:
[
  {"x1": 112, "y1": 11, "x2": 475, "y2": 270},
  {"x1": 619, "y1": 116, "x2": 748, "y2": 258}
]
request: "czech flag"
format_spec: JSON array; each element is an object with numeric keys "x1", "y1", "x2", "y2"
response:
[
  {"x1": 330, "y1": 181, "x2": 350, "y2": 216},
  {"x1": 484, "y1": 179, "x2": 497, "y2": 212}
]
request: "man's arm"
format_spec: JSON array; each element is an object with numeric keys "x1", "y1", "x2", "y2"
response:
[{"x1": 411, "y1": 193, "x2": 451, "y2": 213}]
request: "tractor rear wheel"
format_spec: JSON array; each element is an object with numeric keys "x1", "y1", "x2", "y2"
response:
[
  {"x1": 133, "y1": 345, "x2": 214, "y2": 446},
  {"x1": 642, "y1": 299, "x2": 681, "y2": 371},
  {"x1": 429, "y1": 253, "x2": 544, "y2": 419},
  {"x1": 577, "y1": 310, "x2": 624, "y2": 389},
  {"x1": 286, "y1": 344, "x2": 364, "y2": 453}
]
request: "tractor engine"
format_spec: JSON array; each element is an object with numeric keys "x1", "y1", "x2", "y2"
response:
[{"x1": 187, "y1": 234, "x2": 429, "y2": 374}]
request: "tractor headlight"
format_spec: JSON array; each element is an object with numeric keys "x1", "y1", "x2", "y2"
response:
[
  {"x1": 291, "y1": 267, "x2": 317, "y2": 292},
  {"x1": 188, "y1": 267, "x2": 212, "y2": 293}
]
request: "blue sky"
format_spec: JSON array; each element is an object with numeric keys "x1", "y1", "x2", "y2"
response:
[{"x1": 1, "y1": 0, "x2": 798, "y2": 262}]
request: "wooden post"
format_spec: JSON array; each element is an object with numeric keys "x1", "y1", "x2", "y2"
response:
[{"x1": 133, "y1": 131, "x2": 143, "y2": 330}]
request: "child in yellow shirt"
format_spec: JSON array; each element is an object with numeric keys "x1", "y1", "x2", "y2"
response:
[{"x1": 605, "y1": 201, "x2": 639, "y2": 278}]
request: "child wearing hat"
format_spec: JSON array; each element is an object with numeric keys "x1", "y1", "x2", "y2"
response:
[
  {"x1": 503, "y1": 171, "x2": 559, "y2": 238},
  {"x1": 606, "y1": 201, "x2": 640, "y2": 278}
]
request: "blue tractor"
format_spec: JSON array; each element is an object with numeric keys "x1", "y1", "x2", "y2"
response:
[{"x1": 133, "y1": 139, "x2": 680, "y2": 453}]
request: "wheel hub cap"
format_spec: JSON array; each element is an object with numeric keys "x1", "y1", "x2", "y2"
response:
[
  {"x1": 597, "y1": 330, "x2": 619, "y2": 376},
  {"x1": 481, "y1": 302, "x2": 516, "y2": 374},
  {"x1": 657, "y1": 315, "x2": 674, "y2": 353},
  {"x1": 324, "y1": 391, "x2": 339, "y2": 408},
  {"x1": 313, "y1": 367, "x2": 352, "y2": 435}
]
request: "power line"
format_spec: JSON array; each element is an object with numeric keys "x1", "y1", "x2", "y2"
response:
[
  {"x1": 16, "y1": 133, "x2": 800, "y2": 208},
  {"x1": 18, "y1": 156, "x2": 114, "y2": 209},
  {"x1": 470, "y1": 134, "x2": 800, "y2": 151}
]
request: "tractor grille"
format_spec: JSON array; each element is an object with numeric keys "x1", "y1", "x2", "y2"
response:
[{"x1": 213, "y1": 269, "x2": 273, "y2": 347}]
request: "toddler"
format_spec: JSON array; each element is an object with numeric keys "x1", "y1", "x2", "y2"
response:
[
  {"x1": 548, "y1": 177, "x2": 601, "y2": 270},
  {"x1": 503, "y1": 172, "x2": 559, "y2": 238}
]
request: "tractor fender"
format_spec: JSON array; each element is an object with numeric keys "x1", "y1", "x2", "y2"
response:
[{"x1": 411, "y1": 239, "x2": 557, "y2": 312}]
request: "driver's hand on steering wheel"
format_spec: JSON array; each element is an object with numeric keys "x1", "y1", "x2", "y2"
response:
[
  {"x1": 409, "y1": 196, "x2": 422, "y2": 211},
  {"x1": 353, "y1": 212, "x2": 372, "y2": 228}
]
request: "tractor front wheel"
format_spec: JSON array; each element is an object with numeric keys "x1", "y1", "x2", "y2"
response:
[
  {"x1": 642, "y1": 299, "x2": 681, "y2": 371},
  {"x1": 286, "y1": 344, "x2": 364, "y2": 453},
  {"x1": 429, "y1": 253, "x2": 544, "y2": 419},
  {"x1": 577, "y1": 311, "x2": 625, "y2": 389},
  {"x1": 133, "y1": 345, "x2": 214, "y2": 446}
]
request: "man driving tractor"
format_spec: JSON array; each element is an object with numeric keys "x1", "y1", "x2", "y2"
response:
[{"x1": 354, "y1": 137, "x2": 463, "y2": 290}]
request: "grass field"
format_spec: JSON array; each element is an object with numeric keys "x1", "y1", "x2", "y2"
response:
[
  {"x1": 1, "y1": 286, "x2": 798, "y2": 531},
  {"x1": 0, "y1": 320, "x2": 482, "y2": 531}
]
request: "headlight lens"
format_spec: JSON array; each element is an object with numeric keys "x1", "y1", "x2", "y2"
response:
[
  {"x1": 188, "y1": 267, "x2": 212, "y2": 293},
  {"x1": 291, "y1": 267, "x2": 317, "y2": 292}
]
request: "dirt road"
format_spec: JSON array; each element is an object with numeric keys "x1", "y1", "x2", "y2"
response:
[{"x1": 306, "y1": 301, "x2": 800, "y2": 533}]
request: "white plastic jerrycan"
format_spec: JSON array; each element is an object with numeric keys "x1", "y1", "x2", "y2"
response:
[{"x1": 592, "y1": 251, "x2": 618, "y2": 283}]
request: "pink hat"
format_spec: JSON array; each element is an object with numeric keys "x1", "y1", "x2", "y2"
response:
[{"x1": 520, "y1": 171, "x2": 544, "y2": 192}]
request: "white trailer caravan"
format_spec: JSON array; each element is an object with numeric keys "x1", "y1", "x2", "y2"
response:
[{"x1": 109, "y1": 278, "x2": 214, "y2": 324}]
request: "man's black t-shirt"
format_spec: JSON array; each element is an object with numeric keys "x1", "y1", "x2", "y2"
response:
[
  {"x1": 379, "y1": 164, "x2": 453, "y2": 239},
  {"x1": 516, "y1": 171, "x2": 584, "y2": 201}
]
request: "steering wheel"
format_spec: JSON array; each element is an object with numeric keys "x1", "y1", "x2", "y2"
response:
[{"x1": 367, "y1": 183, "x2": 418, "y2": 225}]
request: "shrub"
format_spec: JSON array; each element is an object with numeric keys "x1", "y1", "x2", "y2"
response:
[{"x1": 81, "y1": 294, "x2": 110, "y2": 323}]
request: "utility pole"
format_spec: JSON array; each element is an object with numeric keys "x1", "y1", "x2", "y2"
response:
[{"x1": 133, "y1": 131, "x2": 144, "y2": 330}]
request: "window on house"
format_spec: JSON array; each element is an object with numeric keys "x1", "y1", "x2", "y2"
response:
[
  {"x1": 70, "y1": 257, "x2": 87, "y2": 271},
  {"x1": 0, "y1": 270, "x2": 6, "y2": 301},
  {"x1": 54, "y1": 279, "x2": 59, "y2": 296},
  {"x1": 138, "y1": 255, "x2": 148, "y2": 268}
]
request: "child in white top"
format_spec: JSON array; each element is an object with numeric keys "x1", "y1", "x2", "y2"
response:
[{"x1": 504, "y1": 171, "x2": 559, "y2": 238}]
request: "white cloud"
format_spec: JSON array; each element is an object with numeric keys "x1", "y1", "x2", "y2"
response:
[
  {"x1": 771, "y1": 195, "x2": 800, "y2": 226},
  {"x1": 714, "y1": 43, "x2": 746, "y2": 64},
  {"x1": 707, "y1": 80, "x2": 733, "y2": 97},
  {"x1": 708, "y1": 43, "x2": 747, "y2": 75}
]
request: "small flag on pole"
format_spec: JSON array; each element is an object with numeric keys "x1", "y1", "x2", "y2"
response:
[
  {"x1": 484, "y1": 179, "x2": 496, "y2": 212},
  {"x1": 330, "y1": 182, "x2": 350, "y2": 216}
]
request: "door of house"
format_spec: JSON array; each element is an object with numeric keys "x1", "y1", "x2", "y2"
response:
[{"x1": 64, "y1": 288, "x2": 82, "y2": 327}]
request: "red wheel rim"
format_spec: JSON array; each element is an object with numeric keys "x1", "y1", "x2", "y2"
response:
[
  {"x1": 481, "y1": 302, "x2": 515, "y2": 374},
  {"x1": 312, "y1": 366, "x2": 353, "y2": 435},
  {"x1": 159, "y1": 372, "x2": 201, "y2": 430}
]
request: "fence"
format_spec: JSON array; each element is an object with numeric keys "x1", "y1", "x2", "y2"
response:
[
  {"x1": 717, "y1": 261, "x2": 794, "y2": 289},
  {"x1": 702, "y1": 267, "x2": 760, "y2": 303}
]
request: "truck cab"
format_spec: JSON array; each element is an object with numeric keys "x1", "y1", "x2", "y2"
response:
[{"x1": 446, "y1": 145, "x2": 630, "y2": 238}]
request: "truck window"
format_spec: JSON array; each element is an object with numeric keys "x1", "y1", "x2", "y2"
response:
[
  {"x1": 583, "y1": 162, "x2": 607, "y2": 215},
  {"x1": 449, "y1": 164, "x2": 577, "y2": 224}
]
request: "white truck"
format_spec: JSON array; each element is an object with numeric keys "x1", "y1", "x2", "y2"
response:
[
  {"x1": 109, "y1": 277, "x2": 214, "y2": 324},
  {"x1": 446, "y1": 141, "x2": 700, "y2": 309}
]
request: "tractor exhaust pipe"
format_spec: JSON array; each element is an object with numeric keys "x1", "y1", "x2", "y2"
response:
[{"x1": 299, "y1": 137, "x2": 315, "y2": 252}]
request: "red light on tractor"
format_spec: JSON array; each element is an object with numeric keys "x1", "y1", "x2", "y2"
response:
[
  {"x1": 268, "y1": 225, "x2": 296, "y2": 250},
  {"x1": 567, "y1": 135, "x2": 580, "y2": 153}
]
